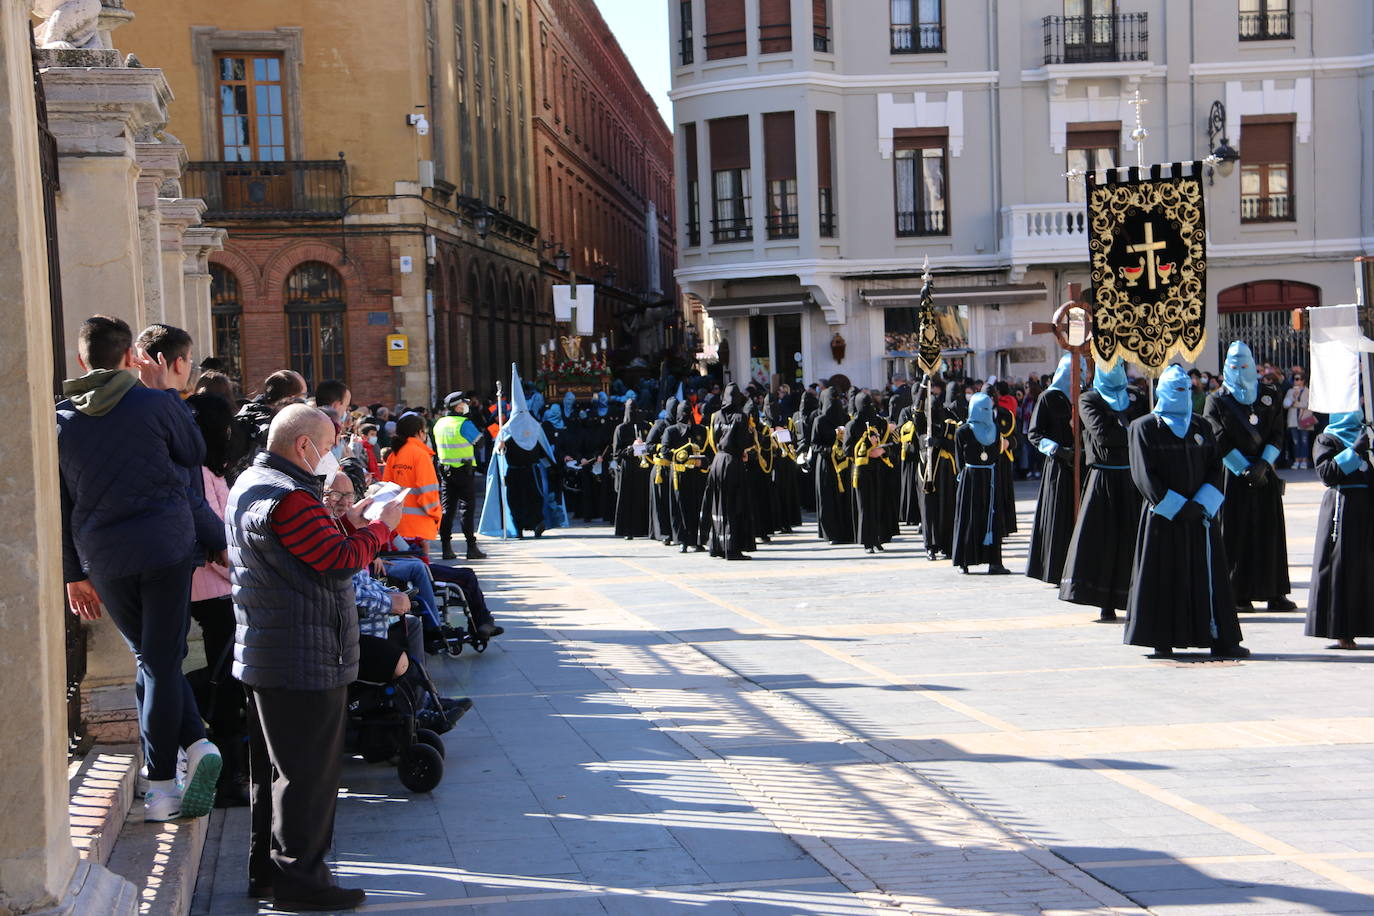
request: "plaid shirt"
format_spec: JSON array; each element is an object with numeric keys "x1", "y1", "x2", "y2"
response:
[{"x1": 352, "y1": 570, "x2": 397, "y2": 638}]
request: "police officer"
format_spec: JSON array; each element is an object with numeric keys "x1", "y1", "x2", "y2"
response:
[{"x1": 434, "y1": 391, "x2": 486, "y2": 560}]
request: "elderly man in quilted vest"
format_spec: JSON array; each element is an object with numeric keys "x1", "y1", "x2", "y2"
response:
[{"x1": 227, "y1": 403, "x2": 401, "y2": 911}]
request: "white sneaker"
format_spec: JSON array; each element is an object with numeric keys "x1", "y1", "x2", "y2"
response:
[
  {"x1": 179, "y1": 739, "x2": 222, "y2": 819},
  {"x1": 144, "y1": 784, "x2": 182, "y2": 822}
]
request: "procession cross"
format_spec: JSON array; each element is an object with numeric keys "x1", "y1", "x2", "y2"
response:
[
  {"x1": 1127, "y1": 222, "x2": 1167, "y2": 291},
  {"x1": 1029, "y1": 291, "x2": 1094, "y2": 515}
]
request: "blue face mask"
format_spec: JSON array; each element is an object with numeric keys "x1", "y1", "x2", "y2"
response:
[
  {"x1": 967, "y1": 393, "x2": 997, "y2": 447},
  {"x1": 1093, "y1": 360, "x2": 1130, "y2": 412},
  {"x1": 1325, "y1": 411, "x2": 1363, "y2": 448},
  {"x1": 1223, "y1": 340, "x2": 1258, "y2": 406},
  {"x1": 1152, "y1": 365, "x2": 1193, "y2": 438}
]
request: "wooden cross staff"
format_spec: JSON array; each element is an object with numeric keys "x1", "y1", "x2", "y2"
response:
[{"x1": 1029, "y1": 294, "x2": 1095, "y2": 516}]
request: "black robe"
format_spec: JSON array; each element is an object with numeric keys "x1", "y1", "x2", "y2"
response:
[
  {"x1": 1305, "y1": 434, "x2": 1374, "y2": 640},
  {"x1": 809, "y1": 394, "x2": 854, "y2": 544},
  {"x1": 582, "y1": 411, "x2": 617, "y2": 522},
  {"x1": 792, "y1": 395, "x2": 819, "y2": 513},
  {"x1": 611, "y1": 409, "x2": 650, "y2": 538},
  {"x1": 503, "y1": 440, "x2": 551, "y2": 532},
  {"x1": 1203, "y1": 385, "x2": 1291, "y2": 603},
  {"x1": 895, "y1": 405, "x2": 924, "y2": 527},
  {"x1": 1059, "y1": 388, "x2": 1148, "y2": 610},
  {"x1": 745, "y1": 410, "x2": 778, "y2": 538},
  {"x1": 1025, "y1": 388, "x2": 1077, "y2": 585},
  {"x1": 951, "y1": 424, "x2": 1005, "y2": 568},
  {"x1": 645, "y1": 398, "x2": 678, "y2": 543},
  {"x1": 665, "y1": 408, "x2": 709, "y2": 548},
  {"x1": 845, "y1": 400, "x2": 893, "y2": 550},
  {"x1": 699, "y1": 420, "x2": 755, "y2": 558},
  {"x1": 995, "y1": 405, "x2": 1019, "y2": 534},
  {"x1": 916, "y1": 404, "x2": 958, "y2": 557},
  {"x1": 1124, "y1": 414, "x2": 1242, "y2": 650}
]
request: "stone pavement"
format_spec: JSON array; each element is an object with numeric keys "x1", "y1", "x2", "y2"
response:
[{"x1": 193, "y1": 470, "x2": 1374, "y2": 915}]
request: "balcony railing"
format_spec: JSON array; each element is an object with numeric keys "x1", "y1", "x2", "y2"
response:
[
  {"x1": 1241, "y1": 193, "x2": 1293, "y2": 222},
  {"x1": 1042, "y1": 12, "x2": 1148, "y2": 65},
  {"x1": 184, "y1": 160, "x2": 347, "y2": 220},
  {"x1": 759, "y1": 21, "x2": 791, "y2": 54},
  {"x1": 1002, "y1": 202, "x2": 1089, "y2": 269},
  {"x1": 703, "y1": 28, "x2": 747, "y2": 60},
  {"x1": 687, "y1": 220, "x2": 701, "y2": 247},
  {"x1": 766, "y1": 212, "x2": 799, "y2": 240},
  {"x1": 711, "y1": 215, "x2": 753, "y2": 243},
  {"x1": 1239, "y1": 10, "x2": 1292, "y2": 40},
  {"x1": 679, "y1": 36, "x2": 694, "y2": 65},
  {"x1": 819, "y1": 189, "x2": 836, "y2": 238},
  {"x1": 813, "y1": 26, "x2": 831, "y2": 52},
  {"x1": 891, "y1": 23, "x2": 943, "y2": 53},
  {"x1": 896, "y1": 209, "x2": 947, "y2": 237}
]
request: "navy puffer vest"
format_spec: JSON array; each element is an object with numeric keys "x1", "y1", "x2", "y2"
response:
[{"x1": 227, "y1": 452, "x2": 359, "y2": 690}]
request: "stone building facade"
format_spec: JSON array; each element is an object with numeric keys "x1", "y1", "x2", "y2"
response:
[
  {"x1": 119, "y1": 0, "x2": 542, "y2": 405},
  {"x1": 670, "y1": 0, "x2": 1374, "y2": 387},
  {"x1": 528, "y1": 0, "x2": 678, "y2": 366}
]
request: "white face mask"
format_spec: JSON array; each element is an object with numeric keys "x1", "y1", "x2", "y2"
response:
[
  {"x1": 367, "y1": 435, "x2": 378, "y2": 446},
  {"x1": 306, "y1": 440, "x2": 341, "y2": 479}
]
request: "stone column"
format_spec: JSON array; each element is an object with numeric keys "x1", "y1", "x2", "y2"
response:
[
  {"x1": 40, "y1": 65, "x2": 170, "y2": 377},
  {"x1": 182, "y1": 226, "x2": 226, "y2": 361},
  {"x1": 155, "y1": 196, "x2": 205, "y2": 331},
  {"x1": 0, "y1": 1, "x2": 133, "y2": 912},
  {"x1": 133, "y1": 140, "x2": 185, "y2": 327}
]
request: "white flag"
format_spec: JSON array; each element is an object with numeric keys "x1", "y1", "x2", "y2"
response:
[
  {"x1": 1308, "y1": 304, "x2": 1374, "y2": 414},
  {"x1": 552, "y1": 284, "x2": 596, "y2": 325}
]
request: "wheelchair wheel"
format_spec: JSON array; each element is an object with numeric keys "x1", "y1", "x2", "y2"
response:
[
  {"x1": 415, "y1": 728, "x2": 446, "y2": 760},
  {"x1": 397, "y1": 743, "x2": 443, "y2": 792},
  {"x1": 472, "y1": 637, "x2": 488, "y2": 653}
]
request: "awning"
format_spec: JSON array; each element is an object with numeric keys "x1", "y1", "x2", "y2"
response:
[
  {"x1": 705, "y1": 293, "x2": 812, "y2": 318},
  {"x1": 860, "y1": 283, "x2": 1048, "y2": 306}
]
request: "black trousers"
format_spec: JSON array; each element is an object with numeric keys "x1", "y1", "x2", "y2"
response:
[
  {"x1": 439, "y1": 464, "x2": 477, "y2": 544},
  {"x1": 247, "y1": 685, "x2": 347, "y2": 896}
]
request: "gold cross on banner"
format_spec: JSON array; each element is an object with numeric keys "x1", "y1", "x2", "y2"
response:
[{"x1": 1127, "y1": 222, "x2": 1167, "y2": 290}]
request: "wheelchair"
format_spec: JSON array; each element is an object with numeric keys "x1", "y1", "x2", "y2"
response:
[
  {"x1": 380, "y1": 552, "x2": 491, "y2": 656},
  {"x1": 345, "y1": 672, "x2": 446, "y2": 793}
]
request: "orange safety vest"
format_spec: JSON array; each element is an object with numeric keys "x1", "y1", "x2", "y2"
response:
[{"x1": 381, "y1": 438, "x2": 442, "y2": 540}]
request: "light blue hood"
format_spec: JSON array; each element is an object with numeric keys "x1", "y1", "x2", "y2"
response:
[
  {"x1": 1223, "y1": 340, "x2": 1258, "y2": 406},
  {"x1": 1153, "y1": 364, "x2": 1193, "y2": 438},
  {"x1": 1093, "y1": 359, "x2": 1131, "y2": 412},
  {"x1": 1325, "y1": 411, "x2": 1363, "y2": 449},
  {"x1": 968, "y1": 393, "x2": 998, "y2": 447}
]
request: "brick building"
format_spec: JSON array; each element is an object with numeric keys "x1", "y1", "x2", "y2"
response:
[{"x1": 529, "y1": 0, "x2": 678, "y2": 362}]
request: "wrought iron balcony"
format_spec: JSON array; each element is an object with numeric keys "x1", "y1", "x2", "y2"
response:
[
  {"x1": 711, "y1": 215, "x2": 752, "y2": 244},
  {"x1": 891, "y1": 23, "x2": 943, "y2": 54},
  {"x1": 1042, "y1": 12, "x2": 1148, "y2": 65},
  {"x1": 1241, "y1": 193, "x2": 1294, "y2": 223},
  {"x1": 184, "y1": 159, "x2": 347, "y2": 220}
]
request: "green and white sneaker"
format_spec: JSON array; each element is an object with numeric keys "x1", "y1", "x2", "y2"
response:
[
  {"x1": 144, "y1": 782, "x2": 182, "y2": 822},
  {"x1": 179, "y1": 739, "x2": 222, "y2": 819}
]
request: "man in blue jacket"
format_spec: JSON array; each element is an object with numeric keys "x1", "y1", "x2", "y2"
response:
[{"x1": 58, "y1": 316, "x2": 226, "y2": 822}]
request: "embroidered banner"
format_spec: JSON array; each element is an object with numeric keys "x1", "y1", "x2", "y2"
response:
[
  {"x1": 1088, "y1": 163, "x2": 1207, "y2": 374},
  {"x1": 915, "y1": 275, "x2": 944, "y2": 376}
]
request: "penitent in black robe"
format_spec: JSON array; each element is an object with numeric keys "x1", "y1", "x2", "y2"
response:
[
  {"x1": 810, "y1": 394, "x2": 855, "y2": 545},
  {"x1": 1124, "y1": 414, "x2": 1242, "y2": 651},
  {"x1": 917, "y1": 407, "x2": 959, "y2": 558},
  {"x1": 665, "y1": 406, "x2": 709, "y2": 549},
  {"x1": 995, "y1": 406, "x2": 1019, "y2": 535},
  {"x1": 699, "y1": 421, "x2": 755, "y2": 558},
  {"x1": 895, "y1": 405, "x2": 924, "y2": 527},
  {"x1": 951, "y1": 425, "x2": 1006, "y2": 569},
  {"x1": 1304, "y1": 434, "x2": 1374, "y2": 641},
  {"x1": 845, "y1": 399, "x2": 893, "y2": 551},
  {"x1": 503, "y1": 440, "x2": 551, "y2": 532},
  {"x1": 1025, "y1": 388, "x2": 1077, "y2": 585},
  {"x1": 1204, "y1": 385, "x2": 1291, "y2": 603},
  {"x1": 645, "y1": 398, "x2": 679, "y2": 543},
  {"x1": 793, "y1": 396, "x2": 819, "y2": 513},
  {"x1": 611, "y1": 408, "x2": 650, "y2": 538},
  {"x1": 1059, "y1": 388, "x2": 1148, "y2": 610}
]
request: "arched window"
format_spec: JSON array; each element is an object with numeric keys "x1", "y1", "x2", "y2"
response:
[
  {"x1": 210, "y1": 264, "x2": 244, "y2": 384},
  {"x1": 284, "y1": 261, "x2": 347, "y2": 391},
  {"x1": 1217, "y1": 280, "x2": 1319, "y2": 372}
]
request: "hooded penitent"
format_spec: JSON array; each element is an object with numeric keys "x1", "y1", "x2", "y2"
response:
[
  {"x1": 1093, "y1": 359, "x2": 1131, "y2": 412},
  {"x1": 852, "y1": 391, "x2": 879, "y2": 425},
  {"x1": 719, "y1": 418, "x2": 751, "y2": 458},
  {"x1": 819, "y1": 387, "x2": 846, "y2": 426},
  {"x1": 675, "y1": 400, "x2": 692, "y2": 424},
  {"x1": 562, "y1": 390, "x2": 577, "y2": 416},
  {"x1": 1048, "y1": 353, "x2": 1083, "y2": 396},
  {"x1": 660, "y1": 397, "x2": 679, "y2": 423},
  {"x1": 498, "y1": 364, "x2": 556, "y2": 454},
  {"x1": 593, "y1": 391, "x2": 609, "y2": 417},
  {"x1": 1152, "y1": 364, "x2": 1193, "y2": 438},
  {"x1": 967, "y1": 393, "x2": 997, "y2": 446},
  {"x1": 527, "y1": 388, "x2": 545, "y2": 419},
  {"x1": 721, "y1": 383, "x2": 747, "y2": 416},
  {"x1": 1325, "y1": 410, "x2": 1363, "y2": 448},
  {"x1": 1223, "y1": 340, "x2": 1258, "y2": 406},
  {"x1": 542, "y1": 403, "x2": 566, "y2": 431},
  {"x1": 888, "y1": 385, "x2": 912, "y2": 421}
]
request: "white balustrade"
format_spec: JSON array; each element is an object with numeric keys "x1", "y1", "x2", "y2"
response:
[{"x1": 1001, "y1": 203, "x2": 1091, "y2": 273}]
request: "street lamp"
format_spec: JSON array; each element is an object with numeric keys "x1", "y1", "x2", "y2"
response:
[
  {"x1": 1205, "y1": 100, "x2": 1240, "y2": 185},
  {"x1": 474, "y1": 208, "x2": 493, "y2": 239},
  {"x1": 553, "y1": 247, "x2": 571, "y2": 274}
]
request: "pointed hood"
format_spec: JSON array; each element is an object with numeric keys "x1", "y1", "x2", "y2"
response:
[
  {"x1": 1153, "y1": 364, "x2": 1193, "y2": 438},
  {"x1": 1093, "y1": 359, "x2": 1131, "y2": 412},
  {"x1": 1325, "y1": 411, "x2": 1363, "y2": 449},
  {"x1": 967, "y1": 393, "x2": 997, "y2": 446},
  {"x1": 498, "y1": 364, "x2": 554, "y2": 453},
  {"x1": 1223, "y1": 340, "x2": 1258, "y2": 406}
]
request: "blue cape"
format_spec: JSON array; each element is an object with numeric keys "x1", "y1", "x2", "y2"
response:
[
  {"x1": 968, "y1": 393, "x2": 997, "y2": 446},
  {"x1": 1326, "y1": 411, "x2": 1363, "y2": 448},
  {"x1": 1223, "y1": 340, "x2": 1258, "y2": 406},
  {"x1": 1093, "y1": 360, "x2": 1131, "y2": 412},
  {"x1": 477, "y1": 451, "x2": 568, "y2": 537},
  {"x1": 1153, "y1": 365, "x2": 1193, "y2": 438}
]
